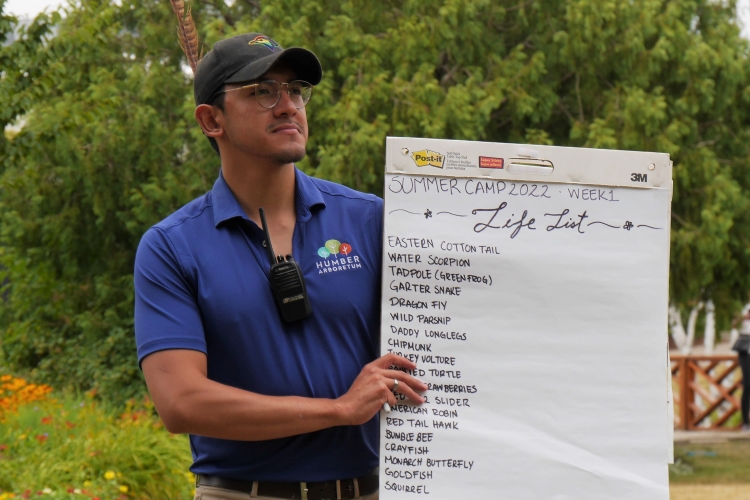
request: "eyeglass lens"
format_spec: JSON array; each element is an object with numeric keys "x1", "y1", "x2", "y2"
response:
[{"x1": 256, "y1": 80, "x2": 313, "y2": 109}]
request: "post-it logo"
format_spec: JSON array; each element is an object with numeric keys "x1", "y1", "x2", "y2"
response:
[{"x1": 411, "y1": 150, "x2": 445, "y2": 169}]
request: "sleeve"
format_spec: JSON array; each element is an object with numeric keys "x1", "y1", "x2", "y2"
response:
[
  {"x1": 134, "y1": 226, "x2": 207, "y2": 366},
  {"x1": 369, "y1": 196, "x2": 384, "y2": 350}
]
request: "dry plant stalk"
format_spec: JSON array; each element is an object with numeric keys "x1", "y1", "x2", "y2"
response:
[{"x1": 169, "y1": 0, "x2": 201, "y2": 73}]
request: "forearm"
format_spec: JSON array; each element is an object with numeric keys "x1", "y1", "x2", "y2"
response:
[
  {"x1": 143, "y1": 349, "x2": 425, "y2": 441},
  {"x1": 143, "y1": 350, "x2": 349, "y2": 441},
  {"x1": 162, "y1": 378, "x2": 346, "y2": 441}
]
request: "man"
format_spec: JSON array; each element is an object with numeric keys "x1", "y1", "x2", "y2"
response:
[
  {"x1": 134, "y1": 33, "x2": 427, "y2": 500},
  {"x1": 732, "y1": 303, "x2": 750, "y2": 432}
]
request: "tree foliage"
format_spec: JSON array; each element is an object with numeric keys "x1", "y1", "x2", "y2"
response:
[
  {"x1": 1, "y1": 0, "x2": 749, "y2": 400},
  {"x1": 0, "y1": 0, "x2": 217, "y2": 400}
]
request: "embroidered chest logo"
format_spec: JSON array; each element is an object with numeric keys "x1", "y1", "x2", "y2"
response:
[{"x1": 316, "y1": 239, "x2": 362, "y2": 274}]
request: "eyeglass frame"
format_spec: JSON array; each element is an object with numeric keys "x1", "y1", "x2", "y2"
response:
[{"x1": 215, "y1": 79, "x2": 314, "y2": 109}]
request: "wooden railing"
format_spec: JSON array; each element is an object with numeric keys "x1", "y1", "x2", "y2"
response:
[{"x1": 670, "y1": 354, "x2": 744, "y2": 430}]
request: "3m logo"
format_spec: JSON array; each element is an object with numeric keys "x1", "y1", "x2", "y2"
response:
[
  {"x1": 411, "y1": 150, "x2": 445, "y2": 169},
  {"x1": 631, "y1": 173, "x2": 648, "y2": 183}
]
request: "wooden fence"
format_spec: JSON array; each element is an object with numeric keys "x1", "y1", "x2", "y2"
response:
[{"x1": 670, "y1": 354, "x2": 744, "y2": 430}]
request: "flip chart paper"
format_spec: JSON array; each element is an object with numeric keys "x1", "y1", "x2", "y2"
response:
[{"x1": 379, "y1": 137, "x2": 672, "y2": 499}]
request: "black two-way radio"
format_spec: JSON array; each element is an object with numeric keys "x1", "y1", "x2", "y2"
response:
[{"x1": 258, "y1": 208, "x2": 312, "y2": 323}]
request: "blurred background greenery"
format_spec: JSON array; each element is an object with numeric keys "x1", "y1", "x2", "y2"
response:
[{"x1": 1, "y1": 0, "x2": 750, "y2": 403}]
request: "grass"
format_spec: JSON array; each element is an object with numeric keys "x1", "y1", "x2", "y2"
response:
[
  {"x1": 671, "y1": 484, "x2": 750, "y2": 500},
  {"x1": 0, "y1": 376, "x2": 193, "y2": 500},
  {"x1": 670, "y1": 439, "x2": 750, "y2": 484}
]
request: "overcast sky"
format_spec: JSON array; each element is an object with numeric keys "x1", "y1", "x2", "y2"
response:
[
  {"x1": 5, "y1": 0, "x2": 62, "y2": 18},
  {"x1": 5, "y1": 0, "x2": 750, "y2": 38}
]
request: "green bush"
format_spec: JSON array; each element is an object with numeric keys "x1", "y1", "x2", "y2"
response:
[{"x1": 0, "y1": 392, "x2": 192, "y2": 499}]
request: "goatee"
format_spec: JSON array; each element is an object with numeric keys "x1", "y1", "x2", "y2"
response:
[{"x1": 272, "y1": 147, "x2": 306, "y2": 166}]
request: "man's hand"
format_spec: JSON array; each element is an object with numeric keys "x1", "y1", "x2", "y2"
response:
[
  {"x1": 142, "y1": 350, "x2": 427, "y2": 440},
  {"x1": 335, "y1": 353, "x2": 428, "y2": 426}
]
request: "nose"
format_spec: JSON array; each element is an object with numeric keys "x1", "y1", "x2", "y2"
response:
[{"x1": 273, "y1": 86, "x2": 298, "y2": 116}]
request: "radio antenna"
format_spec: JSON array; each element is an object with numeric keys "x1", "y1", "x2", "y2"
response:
[{"x1": 258, "y1": 208, "x2": 277, "y2": 265}]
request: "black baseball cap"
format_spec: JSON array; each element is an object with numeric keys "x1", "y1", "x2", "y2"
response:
[{"x1": 193, "y1": 33, "x2": 322, "y2": 106}]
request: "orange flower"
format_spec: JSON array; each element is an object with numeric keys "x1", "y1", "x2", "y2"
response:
[{"x1": 0, "y1": 376, "x2": 53, "y2": 421}]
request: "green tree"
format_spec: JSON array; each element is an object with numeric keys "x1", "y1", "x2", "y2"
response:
[
  {"x1": 2, "y1": 0, "x2": 750, "y2": 400},
  {"x1": 0, "y1": 0, "x2": 220, "y2": 400},
  {"x1": 248, "y1": 0, "x2": 750, "y2": 327}
]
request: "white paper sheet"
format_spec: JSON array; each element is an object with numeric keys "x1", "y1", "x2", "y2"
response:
[{"x1": 379, "y1": 137, "x2": 672, "y2": 499}]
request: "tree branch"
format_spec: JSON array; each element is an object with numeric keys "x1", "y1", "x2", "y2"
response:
[
  {"x1": 556, "y1": 100, "x2": 575, "y2": 122},
  {"x1": 575, "y1": 72, "x2": 584, "y2": 122},
  {"x1": 696, "y1": 139, "x2": 717, "y2": 148},
  {"x1": 671, "y1": 211, "x2": 689, "y2": 227},
  {"x1": 506, "y1": 0, "x2": 535, "y2": 13}
]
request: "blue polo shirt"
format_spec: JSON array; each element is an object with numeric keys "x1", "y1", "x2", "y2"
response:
[{"x1": 134, "y1": 168, "x2": 383, "y2": 482}]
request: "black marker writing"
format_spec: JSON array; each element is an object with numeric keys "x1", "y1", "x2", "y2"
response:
[
  {"x1": 472, "y1": 202, "x2": 536, "y2": 238},
  {"x1": 544, "y1": 209, "x2": 589, "y2": 234}
]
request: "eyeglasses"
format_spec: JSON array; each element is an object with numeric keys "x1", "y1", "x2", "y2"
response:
[{"x1": 217, "y1": 80, "x2": 313, "y2": 109}]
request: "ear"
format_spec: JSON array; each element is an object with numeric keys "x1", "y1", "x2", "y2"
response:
[{"x1": 195, "y1": 104, "x2": 224, "y2": 139}]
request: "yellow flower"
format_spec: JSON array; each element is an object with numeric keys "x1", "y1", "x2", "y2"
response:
[
  {"x1": 118, "y1": 485, "x2": 129, "y2": 493},
  {"x1": 83, "y1": 481, "x2": 92, "y2": 487},
  {"x1": 104, "y1": 470, "x2": 116, "y2": 480}
]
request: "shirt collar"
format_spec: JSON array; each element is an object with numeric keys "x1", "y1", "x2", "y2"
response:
[{"x1": 212, "y1": 168, "x2": 326, "y2": 228}]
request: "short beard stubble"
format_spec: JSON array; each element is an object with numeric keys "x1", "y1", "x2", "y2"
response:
[{"x1": 270, "y1": 146, "x2": 306, "y2": 166}]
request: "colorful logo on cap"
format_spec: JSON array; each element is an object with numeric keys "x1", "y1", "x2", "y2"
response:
[
  {"x1": 317, "y1": 239, "x2": 353, "y2": 258},
  {"x1": 248, "y1": 35, "x2": 279, "y2": 51}
]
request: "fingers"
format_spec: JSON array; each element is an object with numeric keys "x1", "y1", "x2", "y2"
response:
[
  {"x1": 382, "y1": 379, "x2": 406, "y2": 412},
  {"x1": 374, "y1": 353, "x2": 428, "y2": 406},
  {"x1": 387, "y1": 370, "x2": 427, "y2": 406},
  {"x1": 336, "y1": 353, "x2": 429, "y2": 425},
  {"x1": 374, "y1": 352, "x2": 418, "y2": 371}
]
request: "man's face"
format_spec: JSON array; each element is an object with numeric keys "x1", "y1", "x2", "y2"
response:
[{"x1": 219, "y1": 63, "x2": 308, "y2": 165}]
